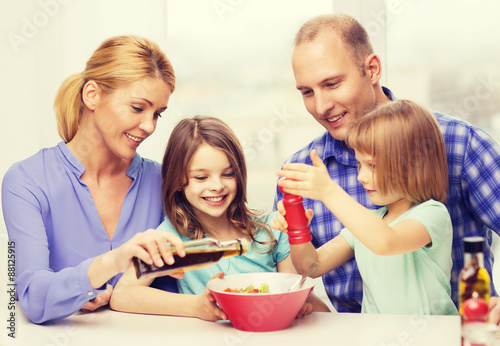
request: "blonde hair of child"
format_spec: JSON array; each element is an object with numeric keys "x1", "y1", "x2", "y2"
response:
[{"x1": 346, "y1": 99, "x2": 448, "y2": 204}]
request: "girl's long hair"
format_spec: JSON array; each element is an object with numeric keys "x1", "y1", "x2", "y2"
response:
[{"x1": 162, "y1": 115, "x2": 277, "y2": 253}]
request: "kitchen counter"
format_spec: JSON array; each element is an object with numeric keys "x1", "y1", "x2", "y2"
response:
[{"x1": 2, "y1": 302, "x2": 461, "y2": 346}]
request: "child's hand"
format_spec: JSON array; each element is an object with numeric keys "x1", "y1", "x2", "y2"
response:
[
  {"x1": 270, "y1": 200, "x2": 288, "y2": 232},
  {"x1": 270, "y1": 201, "x2": 314, "y2": 232},
  {"x1": 197, "y1": 272, "x2": 227, "y2": 321},
  {"x1": 277, "y1": 149, "x2": 335, "y2": 202},
  {"x1": 80, "y1": 284, "x2": 113, "y2": 312},
  {"x1": 295, "y1": 301, "x2": 313, "y2": 318}
]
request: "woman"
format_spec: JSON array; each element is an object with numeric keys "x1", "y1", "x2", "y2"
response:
[{"x1": 1, "y1": 35, "x2": 185, "y2": 324}]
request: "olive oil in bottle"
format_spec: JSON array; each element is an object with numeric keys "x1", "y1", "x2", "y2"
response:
[
  {"x1": 459, "y1": 236, "x2": 490, "y2": 322},
  {"x1": 133, "y1": 237, "x2": 249, "y2": 280}
]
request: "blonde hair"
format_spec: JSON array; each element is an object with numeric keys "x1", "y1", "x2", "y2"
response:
[
  {"x1": 294, "y1": 14, "x2": 374, "y2": 74},
  {"x1": 54, "y1": 35, "x2": 175, "y2": 142},
  {"x1": 346, "y1": 100, "x2": 448, "y2": 204}
]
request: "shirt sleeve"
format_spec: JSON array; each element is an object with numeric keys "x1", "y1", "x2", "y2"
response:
[
  {"x1": 463, "y1": 127, "x2": 500, "y2": 234},
  {"x1": 273, "y1": 228, "x2": 290, "y2": 264},
  {"x1": 403, "y1": 201, "x2": 452, "y2": 250},
  {"x1": 257, "y1": 211, "x2": 289, "y2": 264},
  {"x1": 340, "y1": 228, "x2": 355, "y2": 250},
  {"x1": 2, "y1": 166, "x2": 105, "y2": 324}
]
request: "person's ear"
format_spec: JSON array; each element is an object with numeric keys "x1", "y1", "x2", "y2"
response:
[
  {"x1": 81, "y1": 80, "x2": 100, "y2": 110},
  {"x1": 364, "y1": 53, "x2": 382, "y2": 85}
]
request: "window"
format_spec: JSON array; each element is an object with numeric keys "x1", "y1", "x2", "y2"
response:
[
  {"x1": 156, "y1": 0, "x2": 336, "y2": 210},
  {"x1": 386, "y1": 0, "x2": 500, "y2": 143}
]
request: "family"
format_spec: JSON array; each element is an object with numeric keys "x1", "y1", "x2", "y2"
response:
[{"x1": 3, "y1": 13, "x2": 500, "y2": 325}]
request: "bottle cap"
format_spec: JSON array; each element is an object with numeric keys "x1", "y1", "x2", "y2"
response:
[{"x1": 463, "y1": 236, "x2": 485, "y2": 253}]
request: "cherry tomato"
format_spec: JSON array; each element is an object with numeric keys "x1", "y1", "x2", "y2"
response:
[
  {"x1": 223, "y1": 288, "x2": 240, "y2": 293},
  {"x1": 463, "y1": 298, "x2": 488, "y2": 322}
]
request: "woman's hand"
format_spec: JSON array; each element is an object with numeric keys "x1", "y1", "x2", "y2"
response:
[
  {"x1": 111, "y1": 229, "x2": 186, "y2": 274},
  {"x1": 88, "y1": 229, "x2": 186, "y2": 290},
  {"x1": 194, "y1": 272, "x2": 227, "y2": 321}
]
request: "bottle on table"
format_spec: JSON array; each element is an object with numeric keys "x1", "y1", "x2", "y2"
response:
[
  {"x1": 459, "y1": 236, "x2": 490, "y2": 323},
  {"x1": 133, "y1": 237, "x2": 249, "y2": 280}
]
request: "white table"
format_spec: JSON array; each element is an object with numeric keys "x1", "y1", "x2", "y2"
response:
[{"x1": 2, "y1": 303, "x2": 462, "y2": 346}]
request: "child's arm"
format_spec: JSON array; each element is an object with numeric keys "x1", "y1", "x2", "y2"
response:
[
  {"x1": 110, "y1": 267, "x2": 227, "y2": 321},
  {"x1": 276, "y1": 255, "x2": 331, "y2": 314},
  {"x1": 277, "y1": 150, "x2": 431, "y2": 256},
  {"x1": 271, "y1": 201, "x2": 354, "y2": 278}
]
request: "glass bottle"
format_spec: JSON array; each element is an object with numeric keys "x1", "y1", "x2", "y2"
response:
[
  {"x1": 133, "y1": 237, "x2": 250, "y2": 280},
  {"x1": 459, "y1": 236, "x2": 490, "y2": 322}
]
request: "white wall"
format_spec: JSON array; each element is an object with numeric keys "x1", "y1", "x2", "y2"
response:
[{"x1": 0, "y1": 0, "x2": 172, "y2": 233}]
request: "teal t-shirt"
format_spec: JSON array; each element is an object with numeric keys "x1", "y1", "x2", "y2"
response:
[
  {"x1": 157, "y1": 212, "x2": 290, "y2": 295},
  {"x1": 340, "y1": 199, "x2": 458, "y2": 315}
]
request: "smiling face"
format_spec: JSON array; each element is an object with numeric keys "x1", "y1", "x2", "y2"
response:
[
  {"x1": 292, "y1": 30, "x2": 378, "y2": 141},
  {"x1": 90, "y1": 77, "x2": 171, "y2": 161},
  {"x1": 183, "y1": 143, "x2": 238, "y2": 224}
]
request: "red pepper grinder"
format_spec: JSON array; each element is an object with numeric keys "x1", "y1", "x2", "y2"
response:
[{"x1": 279, "y1": 180, "x2": 312, "y2": 245}]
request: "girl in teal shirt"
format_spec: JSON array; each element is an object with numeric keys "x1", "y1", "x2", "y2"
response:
[
  {"x1": 273, "y1": 100, "x2": 458, "y2": 315},
  {"x1": 111, "y1": 115, "x2": 329, "y2": 320}
]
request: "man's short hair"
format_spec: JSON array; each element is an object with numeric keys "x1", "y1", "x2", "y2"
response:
[{"x1": 294, "y1": 14, "x2": 374, "y2": 74}]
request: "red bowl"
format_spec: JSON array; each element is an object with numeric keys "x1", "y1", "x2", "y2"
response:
[{"x1": 207, "y1": 272, "x2": 314, "y2": 332}]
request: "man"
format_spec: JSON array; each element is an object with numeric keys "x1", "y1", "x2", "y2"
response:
[{"x1": 274, "y1": 13, "x2": 500, "y2": 317}]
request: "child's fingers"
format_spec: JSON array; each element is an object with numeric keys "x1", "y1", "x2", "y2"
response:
[
  {"x1": 277, "y1": 200, "x2": 286, "y2": 214},
  {"x1": 270, "y1": 213, "x2": 288, "y2": 232},
  {"x1": 279, "y1": 162, "x2": 313, "y2": 174},
  {"x1": 305, "y1": 209, "x2": 314, "y2": 224},
  {"x1": 277, "y1": 176, "x2": 301, "y2": 193},
  {"x1": 211, "y1": 271, "x2": 225, "y2": 280},
  {"x1": 310, "y1": 149, "x2": 326, "y2": 169},
  {"x1": 278, "y1": 212, "x2": 288, "y2": 229},
  {"x1": 269, "y1": 219, "x2": 278, "y2": 229},
  {"x1": 276, "y1": 169, "x2": 299, "y2": 180},
  {"x1": 169, "y1": 271, "x2": 185, "y2": 279}
]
